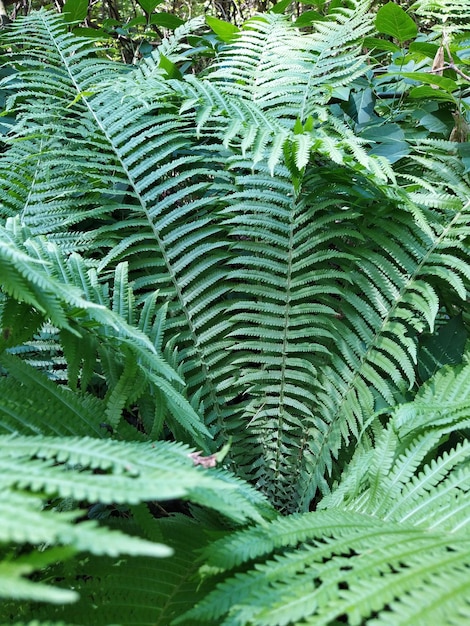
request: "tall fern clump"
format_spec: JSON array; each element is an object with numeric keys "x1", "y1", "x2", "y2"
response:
[{"x1": 1, "y1": 0, "x2": 470, "y2": 622}]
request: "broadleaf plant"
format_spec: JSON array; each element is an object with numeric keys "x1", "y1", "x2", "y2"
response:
[{"x1": 1, "y1": 0, "x2": 470, "y2": 623}]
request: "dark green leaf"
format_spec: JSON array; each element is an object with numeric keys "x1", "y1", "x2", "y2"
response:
[
  {"x1": 158, "y1": 53, "x2": 183, "y2": 79},
  {"x1": 206, "y1": 16, "x2": 239, "y2": 42},
  {"x1": 456, "y1": 45, "x2": 470, "y2": 62},
  {"x1": 294, "y1": 10, "x2": 326, "y2": 26},
  {"x1": 346, "y1": 88, "x2": 376, "y2": 125},
  {"x1": 150, "y1": 12, "x2": 184, "y2": 29},
  {"x1": 136, "y1": 0, "x2": 165, "y2": 15},
  {"x1": 409, "y1": 42, "x2": 440, "y2": 59},
  {"x1": 364, "y1": 36, "x2": 401, "y2": 53},
  {"x1": 457, "y1": 142, "x2": 470, "y2": 174},
  {"x1": 271, "y1": 0, "x2": 292, "y2": 14},
  {"x1": 72, "y1": 27, "x2": 110, "y2": 39},
  {"x1": 127, "y1": 16, "x2": 147, "y2": 27},
  {"x1": 62, "y1": 0, "x2": 88, "y2": 23},
  {"x1": 331, "y1": 86, "x2": 350, "y2": 101},
  {"x1": 418, "y1": 112, "x2": 449, "y2": 134},
  {"x1": 409, "y1": 85, "x2": 457, "y2": 102},
  {"x1": 328, "y1": 0, "x2": 343, "y2": 12},
  {"x1": 398, "y1": 72, "x2": 458, "y2": 93},
  {"x1": 375, "y1": 2, "x2": 417, "y2": 44},
  {"x1": 139, "y1": 41, "x2": 154, "y2": 56},
  {"x1": 361, "y1": 123, "x2": 409, "y2": 163}
]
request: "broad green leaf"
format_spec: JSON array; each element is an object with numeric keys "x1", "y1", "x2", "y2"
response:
[
  {"x1": 62, "y1": 0, "x2": 88, "y2": 23},
  {"x1": 328, "y1": 0, "x2": 343, "y2": 13},
  {"x1": 295, "y1": 10, "x2": 326, "y2": 26},
  {"x1": 331, "y1": 86, "x2": 350, "y2": 100},
  {"x1": 294, "y1": 117, "x2": 304, "y2": 135},
  {"x1": 102, "y1": 18, "x2": 120, "y2": 27},
  {"x1": 361, "y1": 123, "x2": 409, "y2": 163},
  {"x1": 137, "y1": 0, "x2": 165, "y2": 14},
  {"x1": 418, "y1": 112, "x2": 449, "y2": 134},
  {"x1": 271, "y1": 0, "x2": 292, "y2": 14},
  {"x1": 456, "y1": 44, "x2": 470, "y2": 63},
  {"x1": 206, "y1": 16, "x2": 239, "y2": 42},
  {"x1": 398, "y1": 71, "x2": 458, "y2": 93},
  {"x1": 375, "y1": 2, "x2": 417, "y2": 44},
  {"x1": 457, "y1": 142, "x2": 470, "y2": 174},
  {"x1": 409, "y1": 85, "x2": 457, "y2": 102},
  {"x1": 150, "y1": 12, "x2": 184, "y2": 29},
  {"x1": 346, "y1": 88, "x2": 376, "y2": 125},
  {"x1": 72, "y1": 27, "x2": 110, "y2": 40},
  {"x1": 139, "y1": 41, "x2": 154, "y2": 56},
  {"x1": 409, "y1": 42, "x2": 441, "y2": 59},
  {"x1": 127, "y1": 15, "x2": 147, "y2": 27},
  {"x1": 363, "y1": 36, "x2": 400, "y2": 54},
  {"x1": 158, "y1": 53, "x2": 183, "y2": 80},
  {"x1": 368, "y1": 139, "x2": 409, "y2": 163}
]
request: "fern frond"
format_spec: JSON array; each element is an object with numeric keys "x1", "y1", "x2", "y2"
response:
[
  {"x1": 0, "y1": 220, "x2": 213, "y2": 444},
  {"x1": 0, "y1": 432, "x2": 272, "y2": 609},
  {"x1": 0, "y1": 354, "x2": 106, "y2": 436},
  {"x1": 0, "y1": 13, "x2": 125, "y2": 249},
  {"x1": 0, "y1": 434, "x2": 271, "y2": 523},
  {"x1": 3, "y1": 7, "x2": 470, "y2": 515},
  {"x1": 179, "y1": 363, "x2": 470, "y2": 624},
  {"x1": 411, "y1": 0, "x2": 470, "y2": 29},
  {"x1": 1, "y1": 11, "x2": 238, "y2": 441},
  {"x1": 179, "y1": 506, "x2": 470, "y2": 625},
  {"x1": 29, "y1": 517, "x2": 214, "y2": 625}
]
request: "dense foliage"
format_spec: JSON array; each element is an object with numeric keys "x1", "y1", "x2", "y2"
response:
[{"x1": 1, "y1": 0, "x2": 470, "y2": 623}]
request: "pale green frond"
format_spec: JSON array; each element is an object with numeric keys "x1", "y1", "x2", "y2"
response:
[
  {"x1": 180, "y1": 506, "x2": 470, "y2": 625},
  {"x1": 0, "y1": 220, "x2": 216, "y2": 444},
  {"x1": 0, "y1": 434, "x2": 271, "y2": 523},
  {"x1": 0, "y1": 569, "x2": 77, "y2": 606},
  {"x1": 179, "y1": 362, "x2": 470, "y2": 624},
  {"x1": 3, "y1": 4, "x2": 470, "y2": 516},
  {"x1": 411, "y1": 0, "x2": 470, "y2": 28}
]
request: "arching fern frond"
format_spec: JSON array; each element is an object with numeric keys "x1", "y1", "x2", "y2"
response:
[
  {"x1": 0, "y1": 434, "x2": 270, "y2": 523},
  {"x1": 2, "y1": 7, "x2": 470, "y2": 515},
  {"x1": 219, "y1": 153, "x2": 470, "y2": 510},
  {"x1": 179, "y1": 362, "x2": 470, "y2": 625},
  {"x1": 0, "y1": 219, "x2": 211, "y2": 445},
  {"x1": 13, "y1": 515, "x2": 219, "y2": 626},
  {"x1": 0, "y1": 14, "x2": 126, "y2": 249},
  {"x1": 1, "y1": 9, "x2": 237, "y2": 444},
  {"x1": 0, "y1": 434, "x2": 271, "y2": 614},
  {"x1": 411, "y1": 0, "x2": 470, "y2": 29}
]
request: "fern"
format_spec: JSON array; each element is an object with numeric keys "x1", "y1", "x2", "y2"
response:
[
  {"x1": 2, "y1": 2, "x2": 470, "y2": 623},
  {"x1": 3, "y1": 6, "x2": 470, "y2": 513},
  {"x1": 411, "y1": 0, "x2": 470, "y2": 28},
  {"x1": 25, "y1": 515, "x2": 218, "y2": 625},
  {"x1": 0, "y1": 434, "x2": 271, "y2": 613},
  {"x1": 0, "y1": 218, "x2": 213, "y2": 445},
  {"x1": 179, "y1": 362, "x2": 470, "y2": 625}
]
